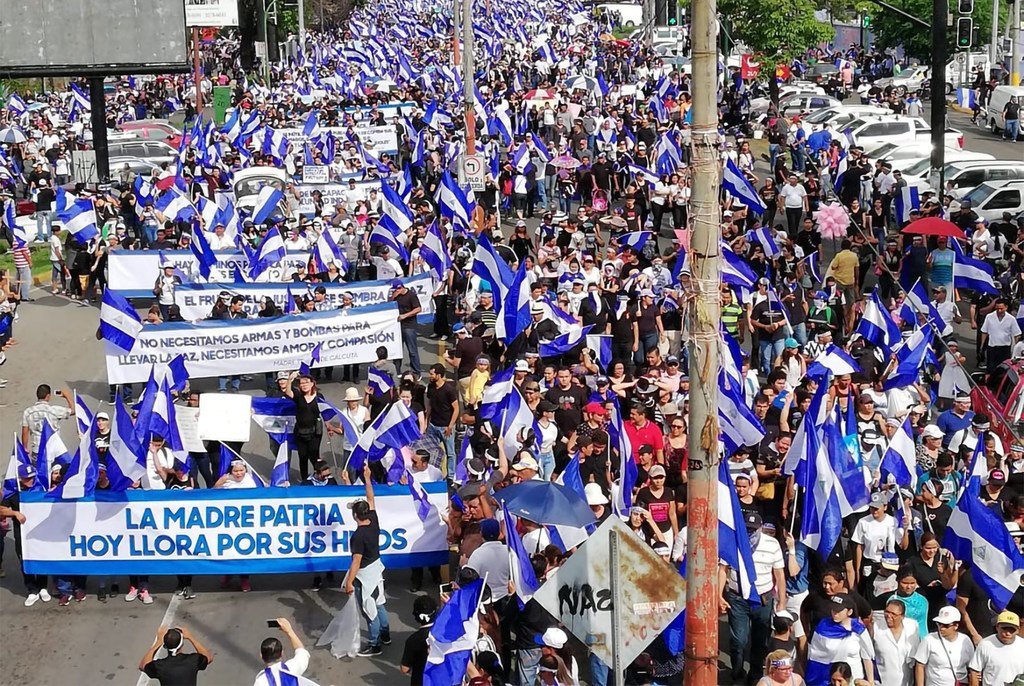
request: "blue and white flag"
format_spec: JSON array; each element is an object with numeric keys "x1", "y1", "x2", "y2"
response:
[
  {"x1": 722, "y1": 158, "x2": 767, "y2": 214},
  {"x1": 529, "y1": 133, "x2": 552, "y2": 162},
  {"x1": 165, "y1": 353, "x2": 190, "y2": 393},
  {"x1": 617, "y1": 231, "x2": 653, "y2": 253},
  {"x1": 718, "y1": 461, "x2": 760, "y2": 605},
  {"x1": 893, "y1": 185, "x2": 920, "y2": 225},
  {"x1": 586, "y1": 334, "x2": 614, "y2": 370},
  {"x1": 498, "y1": 260, "x2": 533, "y2": 342},
  {"x1": 479, "y1": 367, "x2": 516, "y2": 422},
  {"x1": 190, "y1": 224, "x2": 218, "y2": 279},
  {"x1": 539, "y1": 325, "x2": 593, "y2": 358},
  {"x1": 155, "y1": 189, "x2": 196, "y2": 223},
  {"x1": 136, "y1": 376, "x2": 185, "y2": 452},
  {"x1": 37, "y1": 421, "x2": 70, "y2": 491},
  {"x1": 750, "y1": 226, "x2": 781, "y2": 258},
  {"x1": 348, "y1": 401, "x2": 422, "y2": 472},
  {"x1": 250, "y1": 397, "x2": 296, "y2": 445},
  {"x1": 251, "y1": 186, "x2": 285, "y2": 225},
  {"x1": 311, "y1": 227, "x2": 347, "y2": 273},
  {"x1": 378, "y1": 180, "x2": 415, "y2": 237},
  {"x1": 270, "y1": 441, "x2": 291, "y2": 486},
  {"x1": 944, "y1": 480, "x2": 1024, "y2": 610},
  {"x1": 721, "y1": 246, "x2": 758, "y2": 290},
  {"x1": 435, "y1": 171, "x2": 474, "y2": 230},
  {"x1": 107, "y1": 392, "x2": 145, "y2": 491},
  {"x1": 805, "y1": 344, "x2": 861, "y2": 380},
  {"x1": 100, "y1": 289, "x2": 144, "y2": 353},
  {"x1": 718, "y1": 368, "x2": 766, "y2": 457},
  {"x1": 472, "y1": 234, "x2": 514, "y2": 304},
  {"x1": 6, "y1": 93, "x2": 27, "y2": 116},
  {"x1": 884, "y1": 326, "x2": 933, "y2": 390},
  {"x1": 833, "y1": 149, "x2": 848, "y2": 195},
  {"x1": 954, "y1": 252, "x2": 999, "y2": 295},
  {"x1": 3, "y1": 439, "x2": 35, "y2": 501},
  {"x1": 502, "y1": 507, "x2": 542, "y2": 600},
  {"x1": 905, "y1": 279, "x2": 950, "y2": 336},
  {"x1": 955, "y1": 87, "x2": 977, "y2": 109},
  {"x1": 406, "y1": 470, "x2": 437, "y2": 523},
  {"x1": 249, "y1": 228, "x2": 287, "y2": 280},
  {"x1": 855, "y1": 291, "x2": 901, "y2": 353},
  {"x1": 419, "y1": 221, "x2": 452, "y2": 281},
  {"x1": 48, "y1": 424, "x2": 98, "y2": 500},
  {"x1": 74, "y1": 392, "x2": 94, "y2": 439},
  {"x1": 608, "y1": 400, "x2": 637, "y2": 517},
  {"x1": 879, "y1": 416, "x2": 917, "y2": 489},
  {"x1": 498, "y1": 387, "x2": 541, "y2": 457},
  {"x1": 57, "y1": 197, "x2": 100, "y2": 241},
  {"x1": 70, "y1": 83, "x2": 91, "y2": 111},
  {"x1": 423, "y1": 579, "x2": 484, "y2": 686},
  {"x1": 806, "y1": 619, "x2": 870, "y2": 686},
  {"x1": 367, "y1": 366, "x2": 394, "y2": 396},
  {"x1": 803, "y1": 252, "x2": 822, "y2": 284}
]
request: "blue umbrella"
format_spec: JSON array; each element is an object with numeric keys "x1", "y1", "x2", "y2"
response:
[{"x1": 495, "y1": 480, "x2": 595, "y2": 528}]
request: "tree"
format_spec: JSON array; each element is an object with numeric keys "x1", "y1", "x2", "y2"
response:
[
  {"x1": 869, "y1": 0, "x2": 998, "y2": 62},
  {"x1": 718, "y1": 0, "x2": 835, "y2": 101}
]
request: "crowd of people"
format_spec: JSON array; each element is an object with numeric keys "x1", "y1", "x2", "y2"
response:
[{"x1": 1, "y1": 0, "x2": 1024, "y2": 684}]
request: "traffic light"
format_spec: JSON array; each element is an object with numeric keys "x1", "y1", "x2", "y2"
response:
[
  {"x1": 956, "y1": 17, "x2": 973, "y2": 47},
  {"x1": 957, "y1": 0, "x2": 973, "y2": 13}
]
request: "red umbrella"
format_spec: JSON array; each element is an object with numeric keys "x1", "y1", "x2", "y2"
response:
[{"x1": 900, "y1": 217, "x2": 966, "y2": 239}]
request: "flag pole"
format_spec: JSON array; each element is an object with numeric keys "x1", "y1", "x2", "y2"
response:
[{"x1": 683, "y1": 0, "x2": 721, "y2": 678}]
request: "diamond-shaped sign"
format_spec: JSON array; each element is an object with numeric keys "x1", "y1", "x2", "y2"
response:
[{"x1": 532, "y1": 516, "x2": 686, "y2": 669}]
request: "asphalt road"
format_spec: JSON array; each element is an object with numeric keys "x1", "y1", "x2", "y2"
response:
[{"x1": 0, "y1": 286, "x2": 445, "y2": 686}]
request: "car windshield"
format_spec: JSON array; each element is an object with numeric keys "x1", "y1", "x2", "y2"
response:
[
  {"x1": 872, "y1": 142, "x2": 900, "y2": 159},
  {"x1": 962, "y1": 182, "x2": 998, "y2": 205},
  {"x1": 803, "y1": 108, "x2": 836, "y2": 124},
  {"x1": 234, "y1": 177, "x2": 285, "y2": 198},
  {"x1": 902, "y1": 157, "x2": 933, "y2": 176}
]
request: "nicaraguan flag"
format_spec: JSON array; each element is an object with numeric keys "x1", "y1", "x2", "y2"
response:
[
  {"x1": 74, "y1": 392, "x2": 94, "y2": 439},
  {"x1": 956, "y1": 87, "x2": 976, "y2": 109},
  {"x1": 586, "y1": 334, "x2": 614, "y2": 370},
  {"x1": 378, "y1": 179, "x2": 415, "y2": 235},
  {"x1": 49, "y1": 419, "x2": 99, "y2": 500},
  {"x1": 348, "y1": 401, "x2": 422, "y2": 473},
  {"x1": 312, "y1": 228, "x2": 347, "y2": 273},
  {"x1": 251, "y1": 186, "x2": 285, "y2": 225},
  {"x1": 6, "y1": 93, "x2": 27, "y2": 116},
  {"x1": 472, "y1": 234, "x2": 514, "y2": 305},
  {"x1": 722, "y1": 245, "x2": 758, "y2": 290},
  {"x1": 608, "y1": 399, "x2": 637, "y2": 517},
  {"x1": 893, "y1": 184, "x2": 920, "y2": 225},
  {"x1": 511, "y1": 143, "x2": 531, "y2": 173},
  {"x1": 944, "y1": 480, "x2": 1024, "y2": 609},
  {"x1": 2, "y1": 439, "x2": 35, "y2": 501},
  {"x1": 106, "y1": 392, "x2": 145, "y2": 491},
  {"x1": 406, "y1": 469, "x2": 437, "y2": 523},
  {"x1": 250, "y1": 397, "x2": 296, "y2": 445},
  {"x1": 884, "y1": 326, "x2": 933, "y2": 390},
  {"x1": 190, "y1": 225, "x2": 218, "y2": 279},
  {"x1": 423, "y1": 579, "x2": 484, "y2": 686},
  {"x1": 855, "y1": 291, "x2": 901, "y2": 353},
  {"x1": 503, "y1": 507, "x2": 542, "y2": 600},
  {"x1": 617, "y1": 231, "x2": 652, "y2": 253},
  {"x1": 270, "y1": 441, "x2": 291, "y2": 486},
  {"x1": 718, "y1": 368, "x2": 766, "y2": 456},
  {"x1": 750, "y1": 226, "x2": 781, "y2": 258},
  {"x1": 954, "y1": 252, "x2": 999, "y2": 294},
  {"x1": 37, "y1": 421, "x2": 70, "y2": 491},
  {"x1": 155, "y1": 189, "x2": 196, "y2": 223},
  {"x1": 805, "y1": 344, "x2": 861, "y2": 379},
  {"x1": 479, "y1": 367, "x2": 516, "y2": 422},
  {"x1": 906, "y1": 279, "x2": 951, "y2": 335},
  {"x1": 58, "y1": 197, "x2": 100, "y2": 241},
  {"x1": 100, "y1": 289, "x2": 144, "y2": 353},
  {"x1": 496, "y1": 388, "x2": 540, "y2": 457},
  {"x1": 367, "y1": 367, "x2": 394, "y2": 396},
  {"x1": 718, "y1": 461, "x2": 761, "y2": 605},
  {"x1": 806, "y1": 619, "x2": 871, "y2": 686},
  {"x1": 435, "y1": 170, "x2": 474, "y2": 229},
  {"x1": 70, "y1": 83, "x2": 91, "y2": 111},
  {"x1": 249, "y1": 228, "x2": 286, "y2": 280},
  {"x1": 539, "y1": 325, "x2": 593, "y2": 358},
  {"x1": 833, "y1": 150, "x2": 848, "y2": 195},
  {"x1": 879, "y1": 416, "x2": 917, "y2": 489},
  {"x1": 722, "y1": 158, "x2": 767, "y2": 214},
  {"x1": 419, "y1": 221, "x2": 452, "y2": 281},
  {"x1": 165, "y1": 354, "x2": 190, "y2": 393}
]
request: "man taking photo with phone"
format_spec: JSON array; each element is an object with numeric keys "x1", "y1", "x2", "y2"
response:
[
  {"x1": 253, "y1": 617, "x2": 310, "y2": 686},
  {"x1": 138, "y1": 625, "x2": 213, "y2": 685}
]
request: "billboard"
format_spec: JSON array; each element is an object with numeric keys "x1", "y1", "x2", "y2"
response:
[
  {"x1": 0, "y1": 0, "x2": 188, "y2": 77},
  {"x1": 185, "y1": 0, "x2": 240, "y2": 27}
]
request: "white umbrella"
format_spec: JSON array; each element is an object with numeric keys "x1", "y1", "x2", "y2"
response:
[{"x1": 0, "y1": 127, "x2": 28, "y2": 145}]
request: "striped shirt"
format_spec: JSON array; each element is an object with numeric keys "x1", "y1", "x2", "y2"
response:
[
  {"x1": 12, "y1": 246, "x2": 31, "y2": 269},
  {"x1": 476, "y1": 305, "x2": 497, "y2": 331},
  {"x1": 721, "y1": 303, "x2": 743, "y2": 335}
]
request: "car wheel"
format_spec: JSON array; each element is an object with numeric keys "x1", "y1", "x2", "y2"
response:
[{"x1": 893, "y1": 85, "x2": 907, "y2": 96}]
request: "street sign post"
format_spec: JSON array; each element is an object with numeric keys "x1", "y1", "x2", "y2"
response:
[
  {"x1": 532, "y1": 516, "x2": 686, "y2": 670},
  {"x1": 459, "y1": 153, "x2": 486, "y2": 191}
]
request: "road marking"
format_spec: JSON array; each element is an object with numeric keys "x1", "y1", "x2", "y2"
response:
[{"x1": 135, "y1": 592, "x2": 183, "y2": 686}]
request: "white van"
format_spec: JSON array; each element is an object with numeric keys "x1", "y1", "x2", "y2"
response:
[
  {"x1": 960, "y1": 179, "x2": 1024, "y2": 222},
  {"x1": 984, "y1": 85, "x2": 1024, "y2": 139},
  {"x1": 903, "y1": 157, "x2": 1023, "y2": 196}
]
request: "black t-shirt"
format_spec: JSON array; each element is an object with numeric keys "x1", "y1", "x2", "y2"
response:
[
  {"x1": 401, "y1": 626, "x2": 431, "y2": 686},
  {"x1": 453, "y1": 335, "x2": 484, "y2": 379},
  {"x1": 350, "y1": 510, "x2": 381, "y2": 564},
  {"x1": 143, "y1": 653, "x2": 209, "y2": 686},
  {"x1": 292, "y1": 391, "x2": 323, "y2": 433},
  {"x1": 426, "y1": 380, "x2": 458, "y2": 427},
  {"x1": 752, "y1": 300, "x2": 788, "y2": 342},
  {"x1": 635, "y1": 487, "x2": 675, "y2": 533},
  {"x1": 545, "y1": 384, "x2": 588, "y2": 436},
  {"x1": 956, "y1": 567, "x2": 997, "y2": 639},
  {"x1": 395, "y1": 290, "x2": 421, "y2": 328}
]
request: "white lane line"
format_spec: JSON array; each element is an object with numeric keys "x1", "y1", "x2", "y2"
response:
[{"x1": 135, "y1": 592, "x2": 183, "y2": 686}]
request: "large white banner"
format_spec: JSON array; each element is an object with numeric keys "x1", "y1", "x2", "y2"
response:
[
  {"x1": 108, "y1": 250, "x2": 310, "y2": 298},
  {"x1": 279, "y1": 124, "x2": 399, "y2": 155},
  {"x1": 21, "y1": 485, "x2": 448, "y2": 575},
  {"x1": 174, "y1": 273, "x2": 435, "y2": 321},
  {"x1": 294, "y1": 178, "x2": 381, "y2": 215},
  {"x1": 105, "y1": 305, "x2": 402, "y2": 384}
]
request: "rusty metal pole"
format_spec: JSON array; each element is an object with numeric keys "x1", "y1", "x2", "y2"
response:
[
  {"x1": 452, "y1": 0, "x2": 461, "y2": 67},
  {"x1": 192, "y1": 27, "x2": 203, "y2": 114},
  {"x1": 461, "y1": 0, "x2": 476, "y2": 156},
  {"x1": 683, "y1": 0, "x2": 721, "y2": 677}
]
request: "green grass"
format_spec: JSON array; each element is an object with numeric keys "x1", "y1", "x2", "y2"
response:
[{"x1": 0, "y1": 242, "x2": 55, "y2": 280}]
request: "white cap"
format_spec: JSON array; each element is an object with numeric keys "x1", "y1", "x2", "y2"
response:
[
  {"x1": 922, "y1": 424, "x2": 943, "y2": 439},
  {"x1": 585, "y1": 483, "x2": 609, "y2": 506},
  {"x1": 934, "y1": 606, "x2": 962, "y2": 625},
  {"x1": 541, "y1": 627, "x2": 568, "y2": 649}
]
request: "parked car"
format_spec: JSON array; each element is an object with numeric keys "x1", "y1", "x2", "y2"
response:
[
  {"x1": 872, "y1": 65, "x2": 929, "y2": 96},
  {"x1": 106, "y1": 138, "x2": 177, "y2": 166},
  {"x1": 847, "y1": 115, "x2": 963, "y2": 152},
  {"x1": 118, "y1": 119, "x2": 182, "y2": 147},
  {"x1": 959, "y1": 179, "x2": 1024, "y2": 222},
  {"x1": 804, "y1": 63, "x2": 839, "y2": 86},
  {"x1": 232, "y1": 168, "x2": 292, "y2": 218},
  {"x1": 108, "y1": 156, "x2": 162, "y2": 179},
  {"x1": 971, "y1": 360, "x2": 1024, "y2": 452},
  {"x1": 984, "y1": 85, "x2": 1024, "y2": 140}
]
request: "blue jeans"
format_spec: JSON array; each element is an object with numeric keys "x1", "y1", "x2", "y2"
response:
[
  {"x1": 536, "y1": 177, "x2": 548, "y2": 209},
  {"x1": 515, "y1": 647, "x2": 542, "y2": 686},
  {"x1": 16, "y1": 265, "x2": 31, "y2": 299},
  {"x1": 791, "y1": 322, "x2": 807, "y2": 347},
  {"x1": 355, "y1": 579, "x2": 390, "y2": 647},
  {"x1": 790, "y1": 144, "x2": 806, "y2": 172},
  {"x1": 1006, "y1": 119, "x2": 1020, "y2": 141},
  {"x1": 35, "y1": 210, "x2": 52, "y2": 242},
  {"x1": 218, "y1": 375, "x2": 240, "y2": 392},
  {"x1": 589, "y1": 653, "x2": 610, "y2": 686},
  {"x1": 538, "y1": 452, "x2": 555, "y2": 480},
  {"x1": 400, "y1": 326, "x2": 421, "y2": 374},
  {"x1": 726, "y1": 589, "x2": 773, "y2": 681},
  {"x1": 634, "y1": 331, "x2": 659, "y2": 366},
  {"x1": 758, "y1": 338, "x2": 785, "y2": 375},
  {"x1": 56, "y1": 575, "x2": 86, "y2": 597},
  {"x1": 769, "y1": 143, "x2": 782, "y2": 170},
  {"x1": 427, "y1": 423, "x2": 455, "y2": 477}
]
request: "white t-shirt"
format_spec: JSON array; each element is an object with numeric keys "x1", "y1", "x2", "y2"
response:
[
  {"x1": 465, "y1": 540, "x2": 510, "y2": 601},
  {"x1": 143, "y1": 448, "x2": 174, "y2": 490},
  {"x1": 852, "y1": 514, "x2": 896, "y2": 563},
  {"x1": 966, "y1": 634, "x2": 1024, "y2": 686},
  {"x1": 252, "y1": 649, "x2": 310, "y2": 686},
  {"x1": 411, "y1": 464, "x2": 444, "y2": 483},
  {"x1": 981, "y1": 312, "x2": 1022, "y2": 347},
  {"x1": 49, "y1": 234, "x2": 64, "y2": 262},
  {"x1": 914, "y1": 632, "x2": 974, "y2": 686},
  {"x1": 779, "y1": 183, "x2": 807, "y2": 209}
]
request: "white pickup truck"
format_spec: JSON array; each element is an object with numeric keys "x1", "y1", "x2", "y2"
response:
[{"x1": 845, "y1": 115, "x2": 964, "y2": 154}]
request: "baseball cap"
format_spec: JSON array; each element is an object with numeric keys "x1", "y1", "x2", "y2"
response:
[
  {"x1": 649, "y1": 464, "x2": 666, "y2": 478},
  {"x1": 514, "y1": 359, "x2": 530, "y2": 372},
  {"x1": 480, "y1": 518, "x2": 500, "y2": 541},
  {"x1": 539, "y1": 627, "x2": 568, "y2": 649},
  {"x1": 638, "y1": 444, "x2": 654, "y2": 455},
  {"x1": 880, "y1": 552, "x2": 900, "y2": 571},
  {"x1": 996, "y1": 610, "x2": 1020, "y2": 627},
  {"x1": 934, "y1": 606, "x2": 962, "y2": 625},
  {"x1": 830, "y1": 593, "x2": 854, "y2": 612},
  {"x1": 585, "y1": 483, "x2": 609, "y2": 506},
  {"x1": 988, "y1": 469, "x2": 1007, "y2": 484},
  {"x1": 596, "y1": 375, "x2": 610, "y2": 386},
  {"x1": 512, "y1": 455, "x2": 540, "y2": 472},
  {"x1": 584, "y1": 401, "x2": 607, "y2": 416},
  {"x1": 95, "y1": 412, "x2": 110, "y2": 421},
  {"x1": 869, "y1": 491, "x2": 891, "y2": 509},
  {"x1": 744, "y1": 512, "x2": 762, "y2": 531},
  {"x1": 784, "y1": 337, "x2": 800, "y2": 349},
  {"x1": 922, "y1": 424, "x2": 943, "y2": 439},
  {"x1": 17, "y1": 464, "x2": 36, "y2": 479}
]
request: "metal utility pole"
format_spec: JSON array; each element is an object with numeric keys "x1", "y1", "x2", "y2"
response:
[
  {"x1": 298, "y1": 0, "x2": 306, "y2": 53},
  {"x1": 192, "y1": 27, "x2": 203, "y2": 115},
  {"x1": 461, "y1": 0, "x2": 476, "y2": 155},
  {"x1": 990, "y1": 4, "x2": 999, "y2": 66},
  {"x1": 683, "y1": 0, "x2": 720, "y2": 681},
  {"x1": 88, "y1": 77, "x2": 109, "y2": 184},
  {"x1": 929, "y1": 0, "x2": 947, "y2": 193},
  {"x1": 1013, "y1": 0, "x2": 1022, "y2": 85},
  {"x1": 452, "y1": 0, "x2": 461, "y2": 67}
]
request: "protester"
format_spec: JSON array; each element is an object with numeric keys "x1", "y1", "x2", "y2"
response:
[
  {"x1": 253, "y1": 618, "x2": 310, "y2": 686},
  {"x1": 138, "y1": 626, "x2": 213, "y2": 685}
]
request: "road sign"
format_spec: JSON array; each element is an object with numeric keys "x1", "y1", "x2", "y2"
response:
[
  {"x1": 460, "y1": 153, "x2": 486, "y2": 192},
  {"x1": 532, "y1": 516, "x2": 686, "y2": 669}
]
